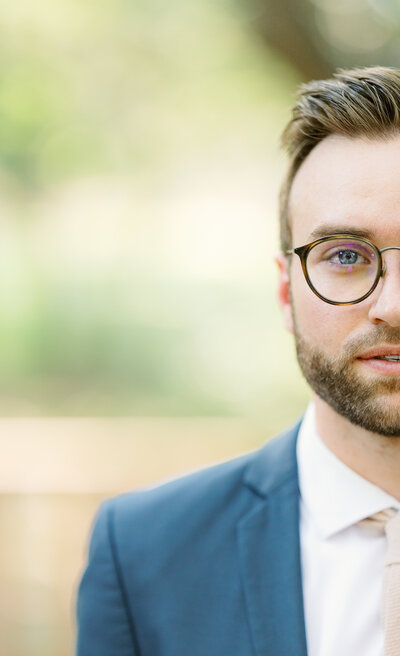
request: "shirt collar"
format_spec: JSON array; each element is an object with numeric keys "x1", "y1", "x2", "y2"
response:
[{"x1": 296, "y1": 402, "x2": 400, "y2": 539}]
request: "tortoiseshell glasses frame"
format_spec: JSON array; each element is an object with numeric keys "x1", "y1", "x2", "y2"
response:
[{"x1": 284, "y1": 233, "x2": 400, "y2": 306}]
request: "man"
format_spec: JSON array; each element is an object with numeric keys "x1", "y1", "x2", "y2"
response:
[{"x1": 76, "y1": 66, "x2": 400, "y2": 656}]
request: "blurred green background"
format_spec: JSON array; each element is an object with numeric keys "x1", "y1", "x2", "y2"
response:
[
  {"x1": 3, "y1": 0, "x2": 400, "y2": 654},
  {"x1": 0, "y1": 0, "x2": 308, "y2": 419}
]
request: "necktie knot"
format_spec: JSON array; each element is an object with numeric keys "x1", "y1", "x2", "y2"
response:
[
  {"x1": 358, "y1": 507, "x2": 397, "y2": 532},
  {"x1": 359, "y1": 508, "x2": 400, "y2": 564}
]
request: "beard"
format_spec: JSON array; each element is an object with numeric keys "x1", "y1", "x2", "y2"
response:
[{"x1": 292, "y1": 314, "x2": 400, "y2": 438}]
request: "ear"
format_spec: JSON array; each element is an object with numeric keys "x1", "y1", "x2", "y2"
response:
[{"x1": 275, "y1": 253, "x2": 294, "y2": 334}]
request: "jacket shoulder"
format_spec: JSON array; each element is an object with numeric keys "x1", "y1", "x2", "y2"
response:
[
  {"x1": 77, "y1": 420, "x2": 302, "y2": 654},
  {"x1": 107, "y1": 419, "x2": 301, "y2": 540}
]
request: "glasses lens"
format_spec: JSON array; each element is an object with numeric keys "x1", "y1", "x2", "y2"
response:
[{"x1": 306, "y1": 238, "x2": 379, "y2": 303}]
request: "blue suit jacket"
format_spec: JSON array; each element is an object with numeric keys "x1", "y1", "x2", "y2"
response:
[{"x1": 76, "y1": 421, "x2": 308, "y2": 655}]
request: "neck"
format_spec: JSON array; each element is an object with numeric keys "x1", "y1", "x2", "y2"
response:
[{"x1": 313, "y1": 395, "x2": 400, "y2": 500}]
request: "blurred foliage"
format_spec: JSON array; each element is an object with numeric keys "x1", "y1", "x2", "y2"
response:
[
  {"x1": 1, "y1": 0, "x2": 398, "y2": 416},
  {"x1": 0, "y1": 0, "x2": 296, "y2": 191},
  {"x1": 0, "y1": 0, "x2": 311, "y2": 416},
  {"x1": 241, "y1": 0, "x2": 400, "y2": 79}
]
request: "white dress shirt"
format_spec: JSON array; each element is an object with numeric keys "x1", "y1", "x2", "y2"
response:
[{"x1": 297, "y1": 402, "x2": 400, "y2": 656}]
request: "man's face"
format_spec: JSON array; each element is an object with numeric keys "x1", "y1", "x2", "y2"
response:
[{"x1": 277, "y1": 134, "x2": 400, "y2": 437}]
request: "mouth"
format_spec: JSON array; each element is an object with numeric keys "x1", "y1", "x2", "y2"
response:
[{"x1": 357, "y1": 348, "x2": 400, "y2": 374}]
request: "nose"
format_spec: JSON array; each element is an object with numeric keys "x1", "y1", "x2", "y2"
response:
[{"x1": 368, "y1": 249, "x2": 400, "y2": 327}]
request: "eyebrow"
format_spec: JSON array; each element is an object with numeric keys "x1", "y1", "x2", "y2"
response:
[{"x1": 309, "y1": 225, "x2": 375, "y2": 241}]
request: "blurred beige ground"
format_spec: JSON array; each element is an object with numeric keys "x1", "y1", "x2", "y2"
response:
[{"x1": 0, "y1": 416, "x2": 297, "y2": 656}]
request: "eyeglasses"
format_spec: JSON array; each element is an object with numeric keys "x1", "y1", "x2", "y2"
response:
[{"x1": 285, "y1": 234, "x2": 400, "y2": 306}]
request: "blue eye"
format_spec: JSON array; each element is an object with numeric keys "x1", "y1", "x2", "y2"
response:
[
  {"x1": 337, "y1": 250, "x2": 359, "y2": 265},
  {"x1": 324, "y1": 244, "x2": 372, "y2": 266}
]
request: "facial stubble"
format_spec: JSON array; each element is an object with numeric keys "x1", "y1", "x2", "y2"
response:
[{"x1": 290, "y1": 295, "x2": 400, "y2": 438}]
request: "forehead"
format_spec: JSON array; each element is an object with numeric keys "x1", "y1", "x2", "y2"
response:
[{"x1": 289, "y1": 133, "x2": 400, "y2": 245}]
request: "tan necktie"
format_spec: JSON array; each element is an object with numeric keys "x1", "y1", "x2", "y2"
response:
[{"x1": 359, "y1": 508, "x2": 400, "y2": 656}]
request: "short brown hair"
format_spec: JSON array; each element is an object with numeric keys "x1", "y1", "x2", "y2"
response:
[{"x1": 279, "y1": 66, "x2": 400, "y2": 252}]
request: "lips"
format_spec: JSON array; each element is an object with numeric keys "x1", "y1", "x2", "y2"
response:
[
  {"x1": 357, "y1": 347, "x2": 400, "y2": 374},
  {"x1": 358, "y1": 347, "x2": 400, "y2": 359}
]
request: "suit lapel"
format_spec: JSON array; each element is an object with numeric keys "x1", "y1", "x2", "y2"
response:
[{"x1": 237, "y1": 424, "x2": 308, "y2": 656}]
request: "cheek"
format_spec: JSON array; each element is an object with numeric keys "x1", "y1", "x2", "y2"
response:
[{"x1": 290, "y1": 272, "x2": 361, "y2": 348}]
